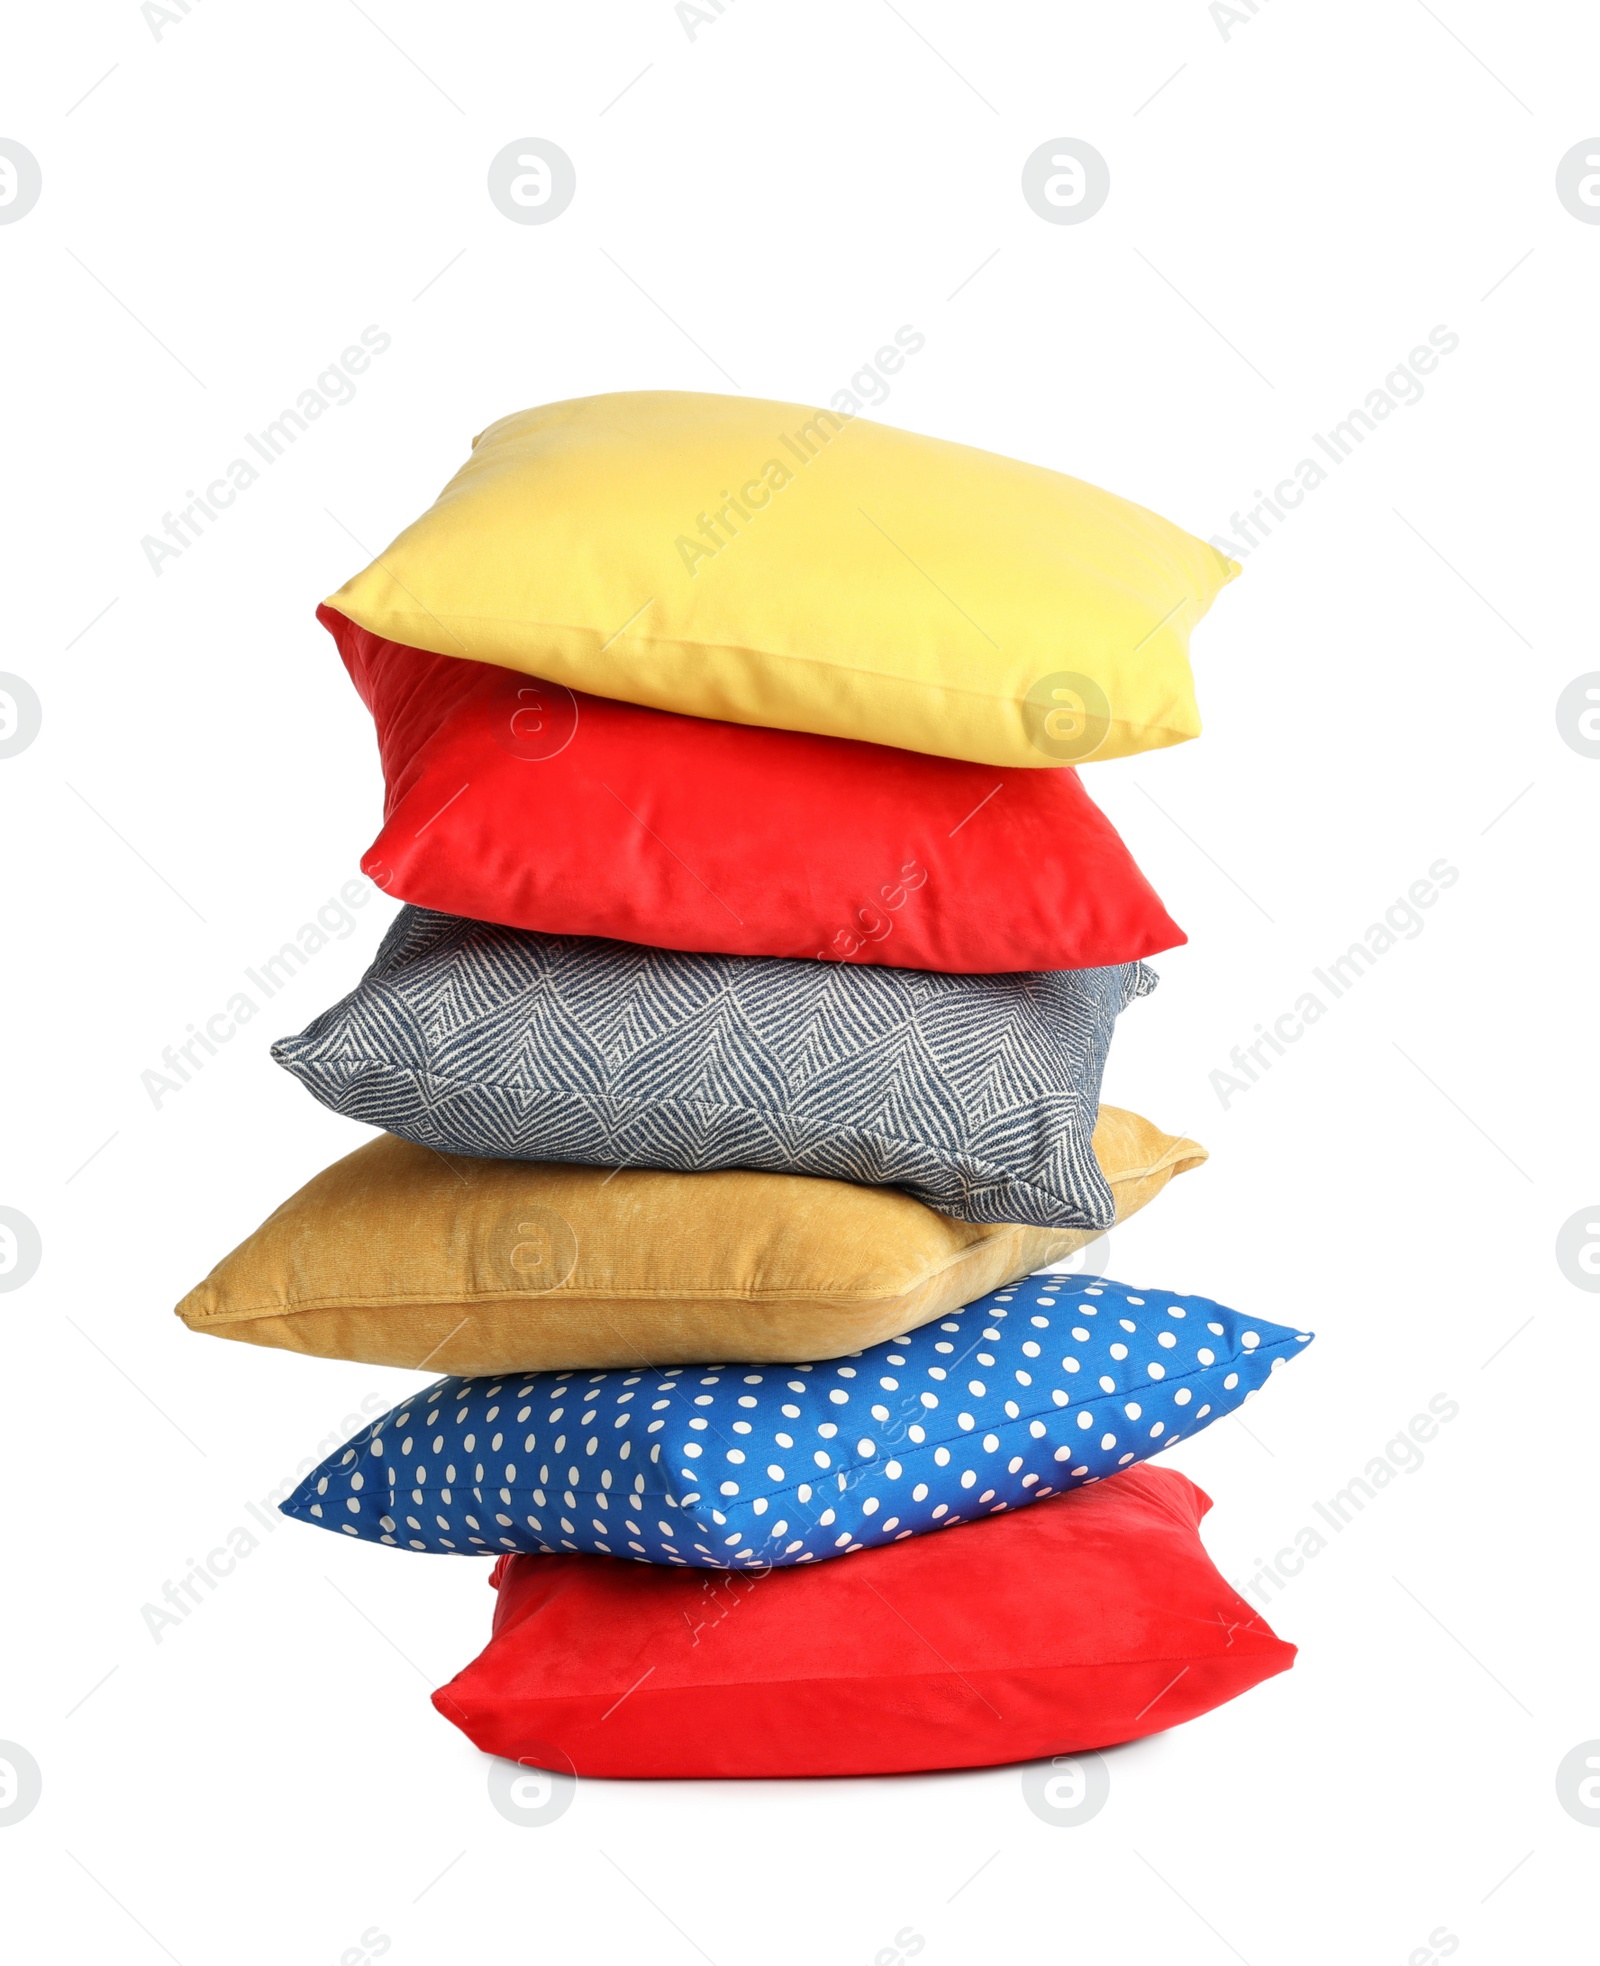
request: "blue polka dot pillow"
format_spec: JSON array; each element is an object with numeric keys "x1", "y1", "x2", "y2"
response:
[{"x1": 283, "y1": 1274, "x2": 1312, "y2": 1568}]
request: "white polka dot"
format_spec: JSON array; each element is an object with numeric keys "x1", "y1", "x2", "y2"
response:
[{"x1": 289, "y1": 1277, "x2": 1304, "y2": 1573}]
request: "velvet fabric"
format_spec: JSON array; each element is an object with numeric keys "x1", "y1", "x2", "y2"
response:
[
  {"x1": 324, "y1": 608, "x2": 1186, "y2": 973},
  {"x1": 324, "y1": 391, "x2": 1237, "y2": 770},
  {"x1": 175, "y1": 1107, "x2": 1205, "y2": 1372},
  {"x1": 431, "y1": 1466, "x2": 1294, "y2": 1777}
]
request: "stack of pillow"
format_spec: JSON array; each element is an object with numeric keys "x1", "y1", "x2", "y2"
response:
[{"x1": 176, "y1": 392, "x2": 1312, "y2": 1779}]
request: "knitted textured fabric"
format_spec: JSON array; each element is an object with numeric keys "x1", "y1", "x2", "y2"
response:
[{"x1": 273, "y1": 907, "x2": 1156, "y2": 1228}]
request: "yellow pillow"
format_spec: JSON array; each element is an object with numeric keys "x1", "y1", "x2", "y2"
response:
[
  {"x1": 175, "y1": 1107, "x2": 1205, "y2": 1372},
  {"x1": 326, "y1": 392, "x2": 1237, "y2": 769}
]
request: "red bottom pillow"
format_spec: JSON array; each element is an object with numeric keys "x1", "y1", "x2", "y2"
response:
[{"x1": 432, "y1": 1467, "x2": 1294, "y2": 1778}]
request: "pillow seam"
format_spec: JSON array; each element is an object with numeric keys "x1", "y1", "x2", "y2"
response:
[
  {"x1": 284, "y1": 1059, "x2": 1109, "y2": 1229},
  {"x1": 351, "y1": 608, "x2": 1202, "y2": 731},
  {"x1": 463, "y1": 1646, "x2": 1287, "y2": 1705}
]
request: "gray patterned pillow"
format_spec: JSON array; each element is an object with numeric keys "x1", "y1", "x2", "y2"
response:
[{"x1": 272, "y1": 909, "x2": 1155, "y2": 1228}]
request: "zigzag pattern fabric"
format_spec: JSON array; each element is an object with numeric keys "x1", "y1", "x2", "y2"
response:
[{"x1": 272, "y1": 908, "x2": 1156, "y2": 1228}]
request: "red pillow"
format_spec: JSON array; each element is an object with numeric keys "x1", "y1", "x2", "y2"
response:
[
  {"x1": 323, "y1": 608, "x2": 1183, "y2": 973},
  {"x1": 431, "y1": 1467, "x2": 1293, "y2": 1779}
]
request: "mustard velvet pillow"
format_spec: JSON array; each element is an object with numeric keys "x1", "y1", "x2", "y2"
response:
[
  {"x1": 175, "y1": 1107, "x2": 1205, "y2": 1373},
  {"x1": 326, "y1": 392, "x2": 1237, "y2": 770}
]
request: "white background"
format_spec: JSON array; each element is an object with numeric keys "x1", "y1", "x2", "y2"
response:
[{"x1": 3, "y1": 3, "x2": 1597, "y2": 1960}]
